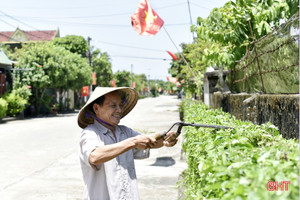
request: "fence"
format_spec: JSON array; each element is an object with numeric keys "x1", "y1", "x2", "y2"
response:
[{"x1": 229, "y1": 13, "x2": 299, "y2": 94}]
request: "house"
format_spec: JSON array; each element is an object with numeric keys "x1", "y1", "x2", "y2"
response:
[
  {"x1": 0, "y1": 28, "x2": 60, "y2": 49},
  {"x1": 0, "y1": 49, "x2": 12, "y2": 96},
  {"x1": 0, "y1": 28, "x2": 59, "y2": 96}
]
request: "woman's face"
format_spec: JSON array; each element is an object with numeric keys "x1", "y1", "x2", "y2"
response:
[{"x1": 93, "y1": 91, "x2": 123, "y2": 128}]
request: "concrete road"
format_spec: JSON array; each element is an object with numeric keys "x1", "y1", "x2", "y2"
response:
[{"x1": 0, "y1": 95, "x2": 187, "y2": 200}]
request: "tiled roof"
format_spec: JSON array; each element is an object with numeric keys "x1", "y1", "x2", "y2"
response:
[
  {"x1": 0, "y1": 29, "x2": 58, "y2": 42},
  {"x1": 25, "y1": 30, "x2": 57, "y2": 41},
  {"x1": 0, "y1": 32, "x2": 12, "y2": 42}
]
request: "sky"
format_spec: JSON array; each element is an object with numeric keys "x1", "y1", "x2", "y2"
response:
[{"x1": 0, "y1": 0, "x2": 230, "y2": 81}]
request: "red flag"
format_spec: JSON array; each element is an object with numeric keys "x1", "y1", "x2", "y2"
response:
[
  {"x1": 131, "y1": 0, "x2": 164, "y2": 36},
  {"x1": 167, "y1": 51, "x2": 177, "y2": 61},
  {"x1": 81, "y1": 86, "x2": 89, "y2": 97}
]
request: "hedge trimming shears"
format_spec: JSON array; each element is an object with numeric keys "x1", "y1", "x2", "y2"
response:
[{"x1": 152, "y1": 122, "x2": 232, "y2": 141}]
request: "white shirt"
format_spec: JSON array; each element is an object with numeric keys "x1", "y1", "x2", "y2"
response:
[{"x1": 79, "y1": 120, "x2": 150, "y2": 200}]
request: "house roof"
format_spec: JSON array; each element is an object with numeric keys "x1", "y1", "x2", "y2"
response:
[{"x1": 0, "y1": 28, "x2": 59, "y2": 43}]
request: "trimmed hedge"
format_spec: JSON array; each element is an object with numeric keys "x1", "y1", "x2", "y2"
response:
[{"x1": 180, "y1": 100, "x2": 299, "y2": 199}]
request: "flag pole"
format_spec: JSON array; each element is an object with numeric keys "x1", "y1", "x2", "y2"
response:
[{"x1": 162, "y1": 26, "x2": 199, "y2": 85}]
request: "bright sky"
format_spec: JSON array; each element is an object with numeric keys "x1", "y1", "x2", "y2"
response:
[{"x1": 0, "y1": 0, "x2": 229, "y2": 80}]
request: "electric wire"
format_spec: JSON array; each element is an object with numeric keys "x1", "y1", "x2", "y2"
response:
[
  {"x1": 112, "y1": 55, "x2": 171, "y2": 61},
  {"x1": 95, "y1": 40, "x2": 165, "y2": 52},
  {"x1": 0, "y1": 10, "x2": 57, "y2": 41}
]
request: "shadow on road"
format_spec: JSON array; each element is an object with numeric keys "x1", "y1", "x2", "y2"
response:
[{"x1": 150, "y1": 157, "x2": 176, "y2": 167}]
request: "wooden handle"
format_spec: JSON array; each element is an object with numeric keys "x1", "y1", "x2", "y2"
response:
[{"x1": 151, "y1": 132, "x2": 167, "y2": 140}]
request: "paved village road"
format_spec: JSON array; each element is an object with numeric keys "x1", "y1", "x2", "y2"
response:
[{"x1": 0, "y1": 95, "x2": 187, "y2": 200}]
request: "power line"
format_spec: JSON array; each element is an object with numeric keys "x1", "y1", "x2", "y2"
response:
[
  {"x1": 0, "y1": 10, "x2": 57, "y2": 41},
  {"x1": 0, "y1": 14, "x2": 189, "y2": 29},
  {"x1": 112, "y1": 55, "x2": 171, "y2": 61},
  {"x1": 0, "y1": 12, "x2": 132, "y2": 19},
  {"x1": 189, "y1": 2, "x2": 212, "y2": 10},
  {"x1": 95, "y1": 40, "x2": 165, "y2": 52},
  {"x1": 0, "y1": 10, "x2": 39, "y2": 31}
]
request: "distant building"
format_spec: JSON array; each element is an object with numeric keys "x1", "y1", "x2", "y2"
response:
[{"x1": 0, "y1": 28, "x2": 60, "y2": 49}]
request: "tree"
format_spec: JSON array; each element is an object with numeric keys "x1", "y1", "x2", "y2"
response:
[
  {"x1": 170, "y1": 0, "x2": 299, "y2": 95},
  {"x1": 114, "y1": 70, "x2": 131, "y2": 87},
  {"x1": 51, "y1": 35, "x2": 89, "y2": 57},
  {"x1": 12, "y1": 42, "x2": 92, "y2": 114},
  {"x1": 92, "y1": 49, "x2": 113, "y2": 87},
  {"x1": 132, "y1": 73, "x2": 147, "y2": 93},
  {"x1": 192, "y1": 0, "x2": 298, "y2": 69},
  {"x1": 168, "y1": 43, "x2": 202, "y2": 98}
]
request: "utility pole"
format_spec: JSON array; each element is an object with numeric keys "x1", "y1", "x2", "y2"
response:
[
  {"x1": 147, "y1": 69, "x2": 151, "y2": 97},
  {"x1": 130, "y1": 64, "x2": 133, "y2": 88},
  {"x1": 87, "y1": 37, "x2": 92, "y2": 67},
  {"x1": 87, "y1": 36, "x2": 93, "y2": 97},
  {"x1": 147, "y1": 74, "x2": 150, "y2": 97},
  {"x1": 187, "y1": 0, "x2": 195, "y2": 40}
]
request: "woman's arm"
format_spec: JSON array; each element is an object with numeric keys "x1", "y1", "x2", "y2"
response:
[{"x1": 89, "y1": 134, "x2": 157, "y2": 165}]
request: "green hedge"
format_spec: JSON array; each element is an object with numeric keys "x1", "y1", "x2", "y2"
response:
[
  {"x1": 0, "y1": 98, "x2": 8, "y2": 119},
  {"x1": 180, "y1": 100, "x2": 299, "y2": 199}
]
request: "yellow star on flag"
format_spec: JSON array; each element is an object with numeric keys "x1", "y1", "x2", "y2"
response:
[{"x1": 144, "y1": 6, "x2": 157, "y2": 24}]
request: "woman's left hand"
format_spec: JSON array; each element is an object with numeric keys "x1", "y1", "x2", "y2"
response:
[{"x1": 163, "y1": 131, "x2": 178, "y2": 147}]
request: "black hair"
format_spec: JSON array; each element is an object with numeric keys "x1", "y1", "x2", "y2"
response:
[{"x1": 89, "y1": 95, "x2": 105, "y2": 114}]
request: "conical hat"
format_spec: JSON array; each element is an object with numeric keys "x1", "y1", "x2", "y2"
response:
[{"x1": 77, "y1": 87, "x2": 138, "y2": 129}]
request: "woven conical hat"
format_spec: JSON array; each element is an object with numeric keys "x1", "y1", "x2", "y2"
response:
[{"x1": 77, "y1": 87, "x2": 138, "y2": 129}]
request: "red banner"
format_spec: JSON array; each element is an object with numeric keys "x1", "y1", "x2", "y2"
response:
[
  {"x1": 110, "y1": 80, "x2": 116, "y2": 87},
  {"x1": 131, "y1": 81, "x2": 136, "y2": 88},
  {"x1": 81, "y1": 86, "x2": 89, "y2": 97},
  {"x1": 92, "y1": 72, "x2": 96, "y2": 85}
]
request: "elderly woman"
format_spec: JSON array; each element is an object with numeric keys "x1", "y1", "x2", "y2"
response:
[{"x1": 78, "y1": 87, "x2": 177, "y2": 200}]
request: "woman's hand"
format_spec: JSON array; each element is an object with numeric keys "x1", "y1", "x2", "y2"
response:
[
  {"x1": 163, "y1": 131, "x2": 178, "y2": 147},
  {"x1": 133, "y1": 135, "x2": 157, "y2": 150}
]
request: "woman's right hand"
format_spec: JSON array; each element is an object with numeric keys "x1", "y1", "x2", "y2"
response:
[{"x1": 132, "y1": 135, "x2": 157, "y2": 150}]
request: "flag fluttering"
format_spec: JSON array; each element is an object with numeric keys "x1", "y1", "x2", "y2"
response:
[
  {"x1": 166, "y1": 51, "x2": 177, "y2": 61},
  {"x1": 131, "y1": 0, "x2": 164, "y2": 36}
]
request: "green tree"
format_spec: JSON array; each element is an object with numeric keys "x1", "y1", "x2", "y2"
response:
[
  {"x1": 170, "y1": 0, "x2": 299, "y2": 95},
  {"x1": 192, "y1": 0, "x2": 298, "y2": 68},
  {"x1": 92, "y1": 49, "x2": 113, "y2": 87},
  {"x1": 133, "y1": 73, "x2": 147, "y2": 93},
  {"x1": 12, "y1": 42, "x2": 92, "y2": 114},
  {"x1": 114, "y1": 70, "x2": 131, "y2": 87},
  {"x1": 168, "y1": 43, "x2": 202, "y2": 98},
  {"x1": 51, "y1": 35, "x2": 89, "y2": 57}
]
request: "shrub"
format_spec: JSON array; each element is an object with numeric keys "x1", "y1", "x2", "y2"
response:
[
  {"x1": 4, "y1": 91, "x2": 27, "y2": 117},
  {"x1": 0, "y1": 98, "x2": 8, "y2": 119},
  {"x1": 14, "y1": 85, "x2": 32, "y2": 101},
  {"x1": 180, "y1": 100, "x2": 299, "y2": 199}
]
